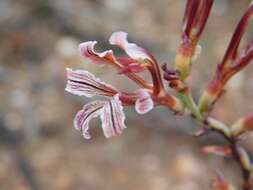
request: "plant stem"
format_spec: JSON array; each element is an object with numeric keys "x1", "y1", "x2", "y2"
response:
[
  {"x1": 162, "y1": 92, "x2": 252, "y2": 189},
  {"x1": 177, "y1": 92, "x2": 203, "y2": 121},
  {"x1": 204, "y1": 119, "x2": 252, "y2": 190},
  {"x1": 229, "y1": 140, "x2": 251, "y2": 190}
]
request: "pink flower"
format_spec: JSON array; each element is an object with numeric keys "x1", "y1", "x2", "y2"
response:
[
  {"x1": 66, "y1": 68, "x2": 154, "y2": 139},
  {"x1": 66, "y1": 31, "x2": 182, "y2": 139},
  {"x1": 78, "y1": 32, "x2": 153, "y2": 73},
  {"x1": 78, "y1": 31, "x2": 167, "y2": 95}
]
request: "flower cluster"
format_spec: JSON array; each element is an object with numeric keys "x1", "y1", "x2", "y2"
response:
[
  {"x1": 65, "y1": 1, "x2": 253, "y2": 189},
  {"x1": 66, "y1": 31, "x2": 181, "y2": 139}
]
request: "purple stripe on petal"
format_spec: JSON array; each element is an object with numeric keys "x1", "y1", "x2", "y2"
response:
[
  {"x1": 109, "y1": 31, "x2": 154, "y2": 62},
  {"x1": 65, "y1": 68, "x2": 117, "y2": 97},
  {"x1": 134, "y1": 89, "x2": 154, "y2": 114},
  {"x1": 74, "y1": 101, "x2": 105, "y2": 139},
  {"x1": 79, "y1": 41, "x2": 116, "y2": 64},
  {"x1": 100, "y1": 94, "x2": 126, "y2": 138}
]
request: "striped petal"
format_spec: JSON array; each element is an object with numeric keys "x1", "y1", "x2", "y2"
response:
[
  {"x1": 109, "y1": 31, "x2": 154, "y2": 62},
  {"x1": 79, "y1": 41, "x2": 116, "y2": 64},
  {"x1": 100, "y1": 94, "x2": 126, "y2": 138},
  {"x1": 134, "y1": 89, "x2": 154, "y2": 114},
  {"x1": 65, "y1": 68, "x2": 117, "y2": 97},
  {"x1": 74, "y1": 101, "x2": 105, "y2": 139}
]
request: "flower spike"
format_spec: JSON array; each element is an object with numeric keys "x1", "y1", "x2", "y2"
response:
[{"x1": 65, "y1": 3, "x2": 253, "y2": 189}]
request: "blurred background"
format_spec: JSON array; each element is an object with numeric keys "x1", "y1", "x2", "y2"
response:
[{"x1": 0, "y1": 0, "x2": 253, "y2": 189}]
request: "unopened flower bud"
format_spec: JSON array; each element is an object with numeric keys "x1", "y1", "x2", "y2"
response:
[{"x1": 175, "y1": 0, "x2": 213, "y2": 80}]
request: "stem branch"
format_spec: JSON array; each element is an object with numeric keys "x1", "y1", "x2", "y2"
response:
[{"x1": 162, "y1": 91, "x2": 252, "y2": 189}]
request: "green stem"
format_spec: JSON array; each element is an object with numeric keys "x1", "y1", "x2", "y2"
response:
[{"x1": 177, "y1": 92, "x2": 203, "y2": 121}]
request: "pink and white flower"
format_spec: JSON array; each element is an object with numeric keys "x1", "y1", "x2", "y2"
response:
[
  {"x1": 66, "y1": 68, "x2": 154, "y2": 139},
  {"x1": 66, "y1": 31, "x2": 181, "y2": 139}
]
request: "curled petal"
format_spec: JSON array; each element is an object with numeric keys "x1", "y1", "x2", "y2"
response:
[
  {"x1": 66, "y1": 68, "x2": 117, "y2": 97},
  {"x1": 135, "y1": 89, "x2": 154, "y2": 114},
  {"x1": 109, "y1": 31, "x2": 154, "y2": 62},
  {"x1": 79, "y1": 41, "x2": 116, "y2": 64},
  {"x1": 100, "y1": 94, "x2": 126, "y2": 138},
  {"x1": 74, "y1": 101, "x2": 105, "y2": 139}
]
